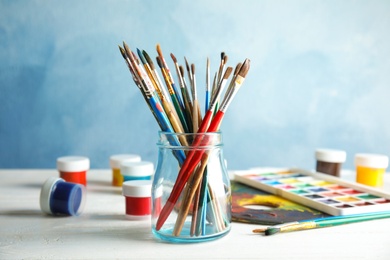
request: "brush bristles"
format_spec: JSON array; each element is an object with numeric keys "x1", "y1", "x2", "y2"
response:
[
  {"x1": 191, "y1": 64, "x2": 195, "y2": 74},
  {"x1": 184, "y1": 57, "x2": 191, "y2": 72},
  {"x1": 156, "y1": 56, "x2": 163, "y2": 69},
  {"x1": 137, "y1": 48, "x2": 147, "y2": 64},
  {"x1": 265, "y1": 228, "x2": 280, "y2": 236},
  {"x1": 223, "y1": 67, "x2": 233, "y2": 80},
  {"x1": 238, "y1": 59, "x2": 250, "y2": 78},
  {"x1": 223, "y1": 55, "x2": 228, "y2": 64},
  {"x1": 119, "y1": 45, "x2": 127, "y2": 59},
  {"x1": 179, "y1": 66, "x2": 185, "y2": 77},
  {"x1": 142, "y1": 51, "x2": 155, "y2": 70},
  {"x1": 252, "y1": 228, "x2": 267, "y2": 233},
  {"x1": 170, "y1": 53, "x2": 177, "y2": 63},
  {"x1": 156, "y1": 44, "x2": 163, "y2": 57},
  {"x1": 234, "y1": 63, "x2": 242, "y2": 76},
  {"x1": 123, "y1": 42, "x2": 132, "y2": 59}
]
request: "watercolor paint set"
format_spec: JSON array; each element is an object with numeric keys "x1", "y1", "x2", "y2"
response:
[{"x1": 233, "y1": 168, "x2": 390, "y2": 216}]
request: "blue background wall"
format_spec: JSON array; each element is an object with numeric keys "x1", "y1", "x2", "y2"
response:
[{"x1": 1, "y1": 0, "x2": 390, "y2": 170}]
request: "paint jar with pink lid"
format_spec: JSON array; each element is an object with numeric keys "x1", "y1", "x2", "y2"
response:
[
  {"x1": 109, "y1": 154, "x2": 141, "y2": 187},
  {"x1": 122, "y1": 180, "x2": 154, "y2": 220},
  {"x1": 315, "y1": 149, "x2": 346, "y2": 177},
  {"x1": 57, "y1": 156, "x2": 90, "y2": 186},
  {"x1": 355, "y1": 153, "x2": 389, "y2": 187},
  {"x1": 120, "y1": 161, "x2": 154, "y2": 182}
]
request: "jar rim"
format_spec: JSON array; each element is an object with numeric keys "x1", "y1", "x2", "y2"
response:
[{"x1": 157, "y1": 131, "x2": 223, "y2": 149}]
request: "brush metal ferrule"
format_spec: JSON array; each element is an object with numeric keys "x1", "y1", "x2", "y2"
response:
[{"x1": 280, "y1": 222, "x2": 317, "y2": 233}]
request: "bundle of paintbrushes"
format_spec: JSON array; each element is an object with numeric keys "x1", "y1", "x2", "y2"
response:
[{"x1": 119, "y1": 42, "x2": 250, "y2": 241}]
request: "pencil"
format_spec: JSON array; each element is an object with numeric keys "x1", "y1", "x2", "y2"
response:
[{"x1": 262, "y1": 211, "x2": 390, "y2": 236}]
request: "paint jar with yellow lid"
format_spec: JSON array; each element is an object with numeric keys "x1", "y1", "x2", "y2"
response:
[{"x1": 355, "y1": 153, "x2": 389, "y2": 187}]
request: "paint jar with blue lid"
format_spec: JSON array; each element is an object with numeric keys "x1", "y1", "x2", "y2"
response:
[
  {"x1": 40, "y1": 177, "x2": 86, "y2": 216},
  {"x1": 121, "y1": 161, "x2": 154, "y2": 181}
]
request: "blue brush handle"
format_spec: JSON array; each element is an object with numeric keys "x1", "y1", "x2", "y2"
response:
[{"x1": 148, "y1": 95, "x2": 185, "y2": 164}]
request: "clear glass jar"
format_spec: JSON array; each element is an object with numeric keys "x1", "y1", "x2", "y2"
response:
[{"x1": 151, "y1": 131, "x2": 231, "y2": 243}]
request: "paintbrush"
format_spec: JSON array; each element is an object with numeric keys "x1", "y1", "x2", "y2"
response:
[
  {"x1": 260, "y1": 211, "x2": 390, "y2": 236},
  {"x1": 142, "y1": 50, "x2": 171, "y2": 102},
  {"x1": 190, "y1": 63, "x2": 202, "y2": 132},
  {"x1": 170, "y1": 53, "x2": 193, "y2": 133},
  {"x1": 205, "y1": 57, "x2": 211, "y2": 112},
  {"x1": 179, "y1": 65, "x2": 194, "y2": 124},
  {"x1": 156, "y1": 56, "x2": 190, "y2": 133},
  {"x1": 156, "y1": 44, "x2": 186, "y2": 113}
]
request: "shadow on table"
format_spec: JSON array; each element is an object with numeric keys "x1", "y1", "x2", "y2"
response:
[{"x1": 0, "y1": 209, "x2": 47, "y2": 218}]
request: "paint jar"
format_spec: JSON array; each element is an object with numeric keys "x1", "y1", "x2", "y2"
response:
[
  {"x1": 355, "y1": 153, "x2": 389, "y2": 187},
  {"x1": 121, "y1": 161, "x2": 154, "y2": 182},
  {"x1": 109, "y1": 154, "x2": 141, "y2": 186},
  {"x1": 122, "y1": 180, "x2": 152, "y2": 220},
  {"x1": 57, "y1": 156, "x2": 90, "y2": 186},
  {"x1": 40, "y1": 177, "x2": 86, "y2": 216},
  {"x1": 152, "y1": 132, "x2": 231, "y2": 243},
  {"x1": 315, "y1": 149, "x2": 346, "y2": 177}
]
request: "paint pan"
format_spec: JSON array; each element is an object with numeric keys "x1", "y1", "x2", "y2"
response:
[
  {"x1": 233, "y1": 168, "x2": 390, "y2": 216},
  {"x1": 40, "y1": 177, "x2": 86, "y2": 216}
]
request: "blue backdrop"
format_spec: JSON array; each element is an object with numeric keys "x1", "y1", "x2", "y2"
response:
[{"x1": 1, "y1": 0, "x2": 390, "y2": 170}]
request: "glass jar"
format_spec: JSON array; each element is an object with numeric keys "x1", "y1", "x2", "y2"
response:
[{"x1": 151, "y1": 131, "x2": 231, "y2": 243}]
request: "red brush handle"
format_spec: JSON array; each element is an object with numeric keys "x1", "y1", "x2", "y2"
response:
[{"x1": 156, "y1": 110, "x2": 225, "y2": 230}]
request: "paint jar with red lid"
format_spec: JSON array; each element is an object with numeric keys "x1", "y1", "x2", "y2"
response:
[
  {"x1": 40, "y1": 177, "x2": 86, "y2": 216},
  {"x1": 122, "y1": 180, "x2": 153, "y2": 220},
  {"x1": 121, "y1": 161, "x2": 154, "y2": 182},
  {"x1": 57, "y1": 156, "x2": 90, "y2": 186},
  {"x1": 315, "y1": 149, "x2": 346, "y2": 177},
  {"x1": 109, "y1": 154, "x2": 141, "y2": 187}
]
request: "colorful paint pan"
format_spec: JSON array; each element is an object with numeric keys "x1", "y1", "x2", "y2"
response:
[
  {"x1": 341, "y1": 189, "x2": 363, "y2": 195},
  {"x1": 233, "y1": 168, "x2": 390, "y2": 216},
  {"x1": 292, "y1": 183, "x2": 313, "y2": 188},
  {"x1": 306, "y1": 187, "x2": 329, "y2": 193},
  {"x1": 335, "y1": 196, "x2": 361, "y2": 203},
  {"x1": 290, "y1": 189, "x2": 310, "y2": 195},
  {"x1": 320, "y1": 192, "x2": 344, "y2": 197}
]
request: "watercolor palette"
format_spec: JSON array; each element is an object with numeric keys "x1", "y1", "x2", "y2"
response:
[{"x1": 233, "y1": 168, "x2": 390, "y2": 216}]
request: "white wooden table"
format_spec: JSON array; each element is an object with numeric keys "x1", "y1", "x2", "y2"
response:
[{"x1": 1, "y1": 169, "x2": 390, "y2": 259}]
